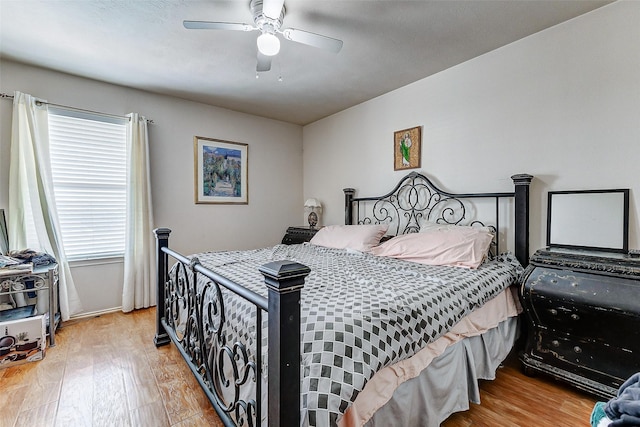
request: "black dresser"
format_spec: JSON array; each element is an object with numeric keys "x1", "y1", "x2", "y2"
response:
[
  {"x1": 281, "y1": 226, "x2": 320, "y2": 245},
  {"x1": 519, "y1": 248, "x2": 640, "y2": 398}
]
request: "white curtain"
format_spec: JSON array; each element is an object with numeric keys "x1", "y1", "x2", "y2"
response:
[
  {"x1": 8, "y1": 91, "x2": 83, "y2": 321},
  {"x1": 122, "y1": 113, "x2": 155, "y2": 312}
]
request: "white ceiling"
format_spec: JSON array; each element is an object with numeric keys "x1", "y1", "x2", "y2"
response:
[{"x1": 0, "y1": 0, "x2": 613, "y2": 125}]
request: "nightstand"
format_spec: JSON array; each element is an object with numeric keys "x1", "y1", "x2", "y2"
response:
[
  {"x1": 519, "y1": 248, "x2": 640, "y2": 398},
  {"x1": 281, "y1": 226, "x2": 320, "y2": 245}
]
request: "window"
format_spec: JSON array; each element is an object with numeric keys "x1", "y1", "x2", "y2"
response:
[{"x1": 48, "y1": 108, "x2": 127, "y2": 261}]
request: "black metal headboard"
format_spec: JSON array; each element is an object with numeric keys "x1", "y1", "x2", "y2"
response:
[{"x1": 344, "y1": 172, "x2": 533, "y2": 266}]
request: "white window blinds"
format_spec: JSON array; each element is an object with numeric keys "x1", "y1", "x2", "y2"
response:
[{"x1": 48, "y1": 109, "x2": 127, "y2": 261}]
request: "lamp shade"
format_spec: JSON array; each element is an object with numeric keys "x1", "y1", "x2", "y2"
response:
[
  {"x1": 257, "y1": 32, "x2": 280, "y2": 56},
  {"x1": 304, "y1": 198, "x2": 321, "y2": 208}
]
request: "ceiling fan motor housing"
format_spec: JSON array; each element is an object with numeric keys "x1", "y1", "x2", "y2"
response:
[{"x1": 251, "y1": 0, "x2": 285, "y2": 31}]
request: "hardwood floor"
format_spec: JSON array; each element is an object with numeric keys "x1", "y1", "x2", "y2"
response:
[
  {"x1": 0, "y1": 308, "x2": 222, "y2": 427},
  {"x1": 0, "y1": 308, "x2": 598, "y2": 427},
  {"x1": 442, "y1": 354, "x2": 598, "y2": 427}
]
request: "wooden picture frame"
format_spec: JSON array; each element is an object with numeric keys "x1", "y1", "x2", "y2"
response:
[
  {"x1": 194, "y1": 136, "x2": 248, "y2": 204},
  {"x1": 393, "y1": 126, "x2": 421, "y2": 170}
]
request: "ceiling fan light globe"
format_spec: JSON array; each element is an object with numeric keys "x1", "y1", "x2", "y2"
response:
[{"x1": 257, "y1": 33, "x2": 280, "y2": 56}]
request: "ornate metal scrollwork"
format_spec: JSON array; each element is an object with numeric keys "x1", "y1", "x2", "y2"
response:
[
  {"x1": 164, "y1": 262, "x2": 190, "y2": 340},
  {"x1": 350, "y1": 172, "x2": 510, "y2": 256},
  {"x1": 165, "y1": 260, "x2": 260, "y2": 427},
  {"x1": 346, "y1": 171, "x2": 520, "y2": 256},
  {"x1": 0, "y1": 275, "x2": 47, "y2": 293},
  {"x1": 358, "y1": 174, "x2": 470, "y2": 234}
]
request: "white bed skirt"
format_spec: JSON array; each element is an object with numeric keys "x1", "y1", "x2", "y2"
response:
[{"x1": 363, "y1": 316, "x2": 519, "y2": 427}]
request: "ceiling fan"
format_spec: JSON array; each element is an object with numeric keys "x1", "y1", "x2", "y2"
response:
[{"x1": 183, "y1": 0, "x2": 343, "y2": 72}]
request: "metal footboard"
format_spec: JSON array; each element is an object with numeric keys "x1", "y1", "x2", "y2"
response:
[{"x1": 153, "y1": 228, "x2": 310, "y2": 427}]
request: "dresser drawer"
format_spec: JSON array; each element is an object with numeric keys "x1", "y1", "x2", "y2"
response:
[
  {"x1": 524, "y1": 267, "x2": 640, "y2": 348},
  {"x1": 519, "y1": 249, "x2": 640, "y2": 398},
  {"x1": 533, "y1": 330, "x2": 640, "y2": 389},
  {"x1": 525, "y1": 267, "x2": 639, "y2": 312}
]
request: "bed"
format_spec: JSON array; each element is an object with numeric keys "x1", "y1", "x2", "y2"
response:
[{"x1": 153, "y1": 171, "x2": 533, "y2": 427}]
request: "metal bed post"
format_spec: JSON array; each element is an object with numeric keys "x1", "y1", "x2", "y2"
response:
[
  {"x1": 511, "y1": 174, "x2": 533, "y2": 267},
  {"x1": 344, "y1": 188, "x2": 355, "y2": 225},
  {"x1": 259, "y1": 261, "x2": 311, "y2": 427},
  {"x1": 153, "y1": 227, "x2": 171, "y2": 347}
]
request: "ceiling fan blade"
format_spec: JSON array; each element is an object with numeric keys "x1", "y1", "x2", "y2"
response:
[
  {"x1": 256, "y1": 52, "x2": 272, "y2": 72},
  {"x1": 281, "y1": 28, "x2": 343, "y2": 53},
  {"x1": 262, "y1": 0, "x2": 285, "y2": 20},
  {"x1": 183, "y1": 20, "x2": 256, "y2": 32}
]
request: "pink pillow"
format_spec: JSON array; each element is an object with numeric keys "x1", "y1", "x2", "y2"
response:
[
  {"x1": 309, "y1": 224, "x2": 389, "y2": 252},
  {"x1": 369, "y1": 225, "x2": 494, "y2": 269},
  {"x1": 418, "y1": 221, "x2": 493, "y2": 234}
]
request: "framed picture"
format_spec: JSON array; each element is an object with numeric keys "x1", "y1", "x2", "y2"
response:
[
  {"x1": 547, "y1": 189, "x2": 629, "y2": 253},
  {"x1": 194, "y1": 136, "x2": 248, "y2": 204},
  {"x1": 393, "y1": 126, "x2": 421, "y2": 170}
]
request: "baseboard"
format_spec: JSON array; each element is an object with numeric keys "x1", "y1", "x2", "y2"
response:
[{"x1": 69, "y1": 306, "x2": 122, "y2": 321}]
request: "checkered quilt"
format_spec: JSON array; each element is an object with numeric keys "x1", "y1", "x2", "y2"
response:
[{"x1": 186, "y1": 243, "x2": 522, "y2": 426}]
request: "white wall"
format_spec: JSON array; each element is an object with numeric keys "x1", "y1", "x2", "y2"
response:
[
  {"x1": 1, "y1": 1, "x2": 638, "y2": 314},
  {"x1": 303, "y1": 1, "x2": 640, "y2": 255},
  {"x1": 0, "y1": 61, "x2": 303, "y2": 315}
]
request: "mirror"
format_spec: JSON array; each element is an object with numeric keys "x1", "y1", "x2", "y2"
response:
[
  {"x1": 547, "y1": 189, "x2": 629, "y2": 253},
  {"x1": 0, "y1": 209, "x2": 8, "y2": 254}
]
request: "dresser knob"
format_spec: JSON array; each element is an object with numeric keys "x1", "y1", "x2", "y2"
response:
[
  {"x1": 549, "y1": 309, "x2": 558, "y2": 316},
  {"x1": 550, "y1": 279, "x2": 558, "y2": 284},
  {"x1": 574, "y1": 346, "x2": 582, "y2": 353},
  {"x1": 551, "y1": 340, "x2": 560, "y2": 347},
  {"x1": 571, "y1": 314, "x2": 580, "y2": 320},
  {"x1": 571, "y1": 282, "x2": 578, "y2": 287}
]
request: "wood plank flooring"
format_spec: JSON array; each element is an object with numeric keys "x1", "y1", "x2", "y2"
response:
[
  {"x1": 0, "y1": 308, "x2": 222, "y2": 427},
  {"x1": 0, "y1": 308, "x2": 598, "y2": 426},
  {"x1": 442, "y1": 354, "x2": 598, "y2": 427}
]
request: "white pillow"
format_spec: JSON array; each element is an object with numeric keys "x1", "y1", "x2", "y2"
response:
[{"x1": 309, "y1": 224, "x2": 389, "y2": 253}]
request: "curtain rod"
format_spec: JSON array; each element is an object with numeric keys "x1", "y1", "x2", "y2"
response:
[{"x1": 0, "y1": 92, "x2": 154, "y2": 124}]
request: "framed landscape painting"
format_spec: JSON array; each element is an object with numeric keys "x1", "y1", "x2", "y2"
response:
[{"x1": 194, "y1": 136, "x2": 248, "y2": 204}]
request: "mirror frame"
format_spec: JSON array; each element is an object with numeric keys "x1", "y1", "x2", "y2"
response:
[{"x1": 546, "y1": 189, "x2": 629, "y2": 253}]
